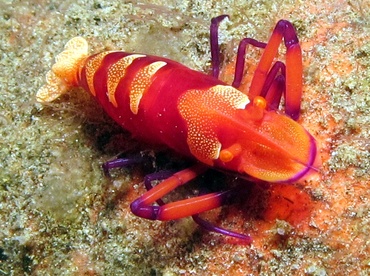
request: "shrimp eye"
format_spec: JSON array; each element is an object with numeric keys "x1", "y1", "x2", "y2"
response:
[
  {"x1": 219, "y1": 143, "x2": 242, "y2": 162},
  {"x1": 253, "y1": 96, "x2": 267, "y2": 110}
]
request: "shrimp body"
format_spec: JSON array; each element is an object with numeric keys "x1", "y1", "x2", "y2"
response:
[
  {"x1": 37, "y1": 16, "x2": 319, "y2": 241},
  {"x1": 37, "y1": 37, "x2": 316, "y2": 183}
]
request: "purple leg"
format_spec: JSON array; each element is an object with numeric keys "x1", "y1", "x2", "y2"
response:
[
  {"x1": 259, "y1": 61, "x2": 286, "y2": 111},
  {"x1": 232, "y1": 38, "x2": 267, "y2": 88},
  {"x1": 265, "y1": 74, "x2": 285, "y2": 111},
  {"x1": 143, "y1": 170, "x2": 252, "y2": 242},
  {"x1": 210, "y1": 15, "x2": 229, "y2": 79},
  {"x1": 192, "y1": 214, "x2": 251, "y2": 242},
  {"x1": 102, "y1": 155, "x2": 146, "y2": 176},
  {"x1": 260, "y1": 61, "x2": 285, "y2": 97},
  {"x1": 191, "y1": 182, "x2": 252, "y2": 242}
]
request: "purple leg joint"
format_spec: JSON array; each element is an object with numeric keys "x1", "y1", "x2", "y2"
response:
[
  {"x1": 130, "y1": 170, "x2": 174, "y2": 220},
  {"x1": 130, "y1": 198, "x2": 160, "y2": 220},
  {"x1": 276, "y1": 20, "x2": 300, "y2": 48}
]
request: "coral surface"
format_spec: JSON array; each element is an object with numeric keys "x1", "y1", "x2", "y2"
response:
[{"x1": 1, "y1": 0, "x2": 369, "y2": 275}]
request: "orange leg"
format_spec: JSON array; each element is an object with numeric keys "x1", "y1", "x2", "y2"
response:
[
  {"x1": 103, "y1": 154, "x2": 251, "y2": 240},
  {"x1": 131, "y1": 163, "x2": 233, "y2": 220},
  {"x1": 136, "y1": 165, "x2": 252, "y2": 240},
  {"x1": 248, "y1": 20, "x2": 302, "y2": 120}
]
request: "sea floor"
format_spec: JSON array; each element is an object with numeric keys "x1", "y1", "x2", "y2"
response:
[{"x1": 1, "y1": 0, "x2": 369, "y2": 275}]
